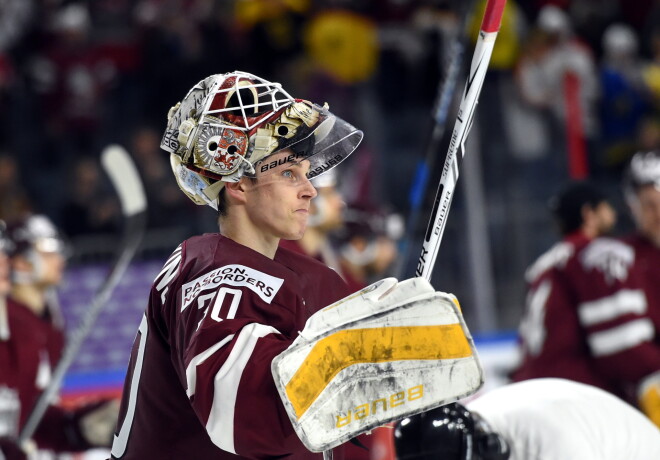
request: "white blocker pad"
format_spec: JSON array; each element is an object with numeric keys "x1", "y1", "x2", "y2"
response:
[{"x1": 271, "y1": 278, "x2": 483, "y2": 452}]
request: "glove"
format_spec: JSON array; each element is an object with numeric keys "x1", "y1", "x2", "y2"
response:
[{"x1": 272, "y1": 277, "x2": 483, "y2": 452}]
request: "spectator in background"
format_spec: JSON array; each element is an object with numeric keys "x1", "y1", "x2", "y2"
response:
[
  {"x1": 636, "y1": 116, "x2": 660, "y2": 155},
  {"x1": 513, "y1": 151, "x2": 660, "y2": 428},
  {"x1": 516, "y1": 5, "x2": 599, "y2": 178},
  {"x1": 0, "y1": 155, "x2": 32, "y2": 224},
  {"x1": 134, "y1": 0, "x2": 241, "y2": 130},
  {"x1": 0, "y1": 216, "x2": 118, "y2": 459},
  {"x1": 339, "y1": 204, "x2": 401, "y2": 288},
  {"x1": 279, "y1": 169, "x2": 365, "y2": 296},
  {"x1": 130, "y1": 125, "x2": 195, "y2": 232},
  {"x1": 598, "y1": 23, "x2": 653, "y2": 175},
  {"x1": 29, "y1": 3, "x2": 117, "y2": 160},
  {"x1": 60, "y1": 157, "x2": 120, "y2": 238}
]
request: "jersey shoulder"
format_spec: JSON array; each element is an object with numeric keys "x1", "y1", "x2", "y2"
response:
[
  {"x1": 525, "y1": 233, "x2": 596, "y2": 284},
  {"x1": 576, "y1": 237, "x2": 635, "y2": 283},
  {"x1": 525, "y1": 241, "x2": 575, "y2": 283}
]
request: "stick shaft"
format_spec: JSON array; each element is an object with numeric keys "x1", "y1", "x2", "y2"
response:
[
  {"x1": 415, "y1": 0, "x2": 506, "y2": 282},
  {"x1": 19, "y1": 146, "x2": 147, "y2": 443}
]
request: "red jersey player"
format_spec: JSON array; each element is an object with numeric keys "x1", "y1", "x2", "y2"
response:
[
  {"x1": 110, "y1": 72, "x2": 366, "y2": 459},
  {"x1": 0, "y1": 216, "x2": 118, "y2": 459},
  {"x1": 110, "y1": 71, "x2": 479, "y2": 459},
  {"x1": 513, "y1": 151, "x2": 660, "y2": 427}
]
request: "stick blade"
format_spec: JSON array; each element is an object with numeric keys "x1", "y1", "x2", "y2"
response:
[{"x1": 101, "y1": 145, "x2": 147, "y2": 216}]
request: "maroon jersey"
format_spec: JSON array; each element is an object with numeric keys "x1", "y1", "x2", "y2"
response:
[
  {"x1": 513, "y1": 232, "x2": 660, "y2": 404},
  {"x1": 111, "y1": 234, "x2": 353, "y2": 459},
  {"x1": 0, "y1": 297, "x2": 93, "y2": 452}
]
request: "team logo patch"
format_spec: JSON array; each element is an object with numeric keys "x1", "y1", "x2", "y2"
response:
[{"x1": 181, "y1": 264, "x2": 284, "y2": 311}]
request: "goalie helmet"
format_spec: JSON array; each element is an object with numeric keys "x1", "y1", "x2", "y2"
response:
[
  {"x1": 623, "y1": 150, "x2": 660, "y2": 203},
  {"x1": 394, "y1": 403, "x2": 509, "y2": 460},
  {"x1": 161, "y1": 71, "x2": 363, "y2": 209}
]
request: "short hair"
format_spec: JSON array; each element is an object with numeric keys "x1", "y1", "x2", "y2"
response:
[{"x1": 548, "y1": 181, "x2": 608, "y2": 235}]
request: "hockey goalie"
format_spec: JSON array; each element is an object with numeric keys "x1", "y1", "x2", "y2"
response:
[{"x1": 109, "y1": 71, "x2": 483, "y2": 460}]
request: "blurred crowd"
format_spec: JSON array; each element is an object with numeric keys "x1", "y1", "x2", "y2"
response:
[
  {"x1": 0, "y1": 0, "x2": 658, "y2": 325},
  {"x1": 0, "y1": 2, "x2": 659, "y2": 457}
]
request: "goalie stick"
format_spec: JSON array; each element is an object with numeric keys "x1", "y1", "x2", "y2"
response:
[
  {"x1": 19, "y1": 145, "x2": 147, "y2": 444},
  {"x1": 394, "y1": 0, "x2": 476, "y2": 279},
  {"x1": 415, "y1": 0, "x2": 506, "y2": 282}
]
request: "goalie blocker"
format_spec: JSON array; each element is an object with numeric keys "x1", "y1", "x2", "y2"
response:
[{"x1": 272, "y1": 277, "x2": 483, "y2": 452}]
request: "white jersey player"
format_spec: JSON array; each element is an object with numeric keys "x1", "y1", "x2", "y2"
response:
[{"x1": 394, "y1": 378, "x2": 660, "y2": 460}]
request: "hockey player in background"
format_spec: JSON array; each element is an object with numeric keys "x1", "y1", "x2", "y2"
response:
[
  {"x1": 513, "y1": 181, "x2": 616, "y2": 375},
  {"x1": 0, "y1": 216, "x2": 118, "y2": 459},
  {"x1": 513, "y1": 150, "x2": 660, "y2": 427},
  {"x1": 279, "y1": 169, "x2": 365, "y2": 292},
  {"x1": 109, "y1": 71, "x2": 475, "y2": 459},
  {"x1": 393, "y1": 378, "x2": 660, "y2": 460}
]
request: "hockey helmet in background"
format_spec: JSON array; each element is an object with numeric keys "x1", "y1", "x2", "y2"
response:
[
  {"x1": 393, "y1": 403, "x2": 509, "y2": 460},
  {"x1": 161, "y1": 71, "x2": 363, "y2": 209},
  {"x1": 6, "y1": 214, "x2": 69, "y2": 258},
  {"x1": 623, "y1": 150, "x2": 660, "y2": 204}
]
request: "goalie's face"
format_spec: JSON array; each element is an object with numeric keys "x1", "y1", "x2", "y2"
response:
[{"x1": 242, "y1": 149, "x2": 318, "y2": 241}]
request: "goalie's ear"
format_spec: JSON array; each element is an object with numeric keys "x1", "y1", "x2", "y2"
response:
[{"x1": 223, "y1": 179, "x2": 249, "y2": 205}]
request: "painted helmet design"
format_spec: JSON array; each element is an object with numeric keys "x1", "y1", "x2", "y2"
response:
[{"x1": 161, "y1": 71, "x2": 363, "y2": 209}]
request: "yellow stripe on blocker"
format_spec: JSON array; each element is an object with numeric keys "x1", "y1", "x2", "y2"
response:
[{"x1": 285, "y1": 324, "x2": 472, "y2": 418}]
